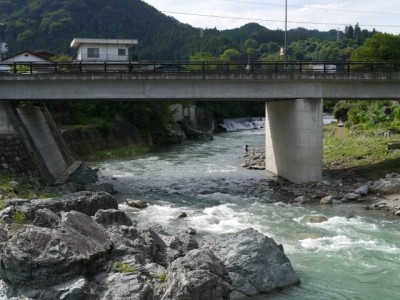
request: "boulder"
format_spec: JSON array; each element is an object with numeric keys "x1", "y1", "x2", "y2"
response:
[
  {"x1": 369, "y1": 175, "x2": 400, "y2": 195},
  {"x1": 68, "y1": 165, "x2": 98, "y2": 185},
  {"x1": 94, "y1": 209, "x2": 133, "y2": 227},
  {"x1": 33, "y1": 208, "x2": 60, "y2": 228},
  {"x1": 140, "y1": 228, "x2": 168, "y2": 267},
  {"x1": 320, "y1": 195, "x2": 334, "y2": 204},
  {"x1": 0, "y1": 211, "x2": 112, "y2": 294},
  {"x1": 177, "y1": 211, "x2": 187, "y2": 219},
  {"x1": 294, "y1": 196, "x2": 312, "y2": 204},
  {"x1": 10, "y1": 276, "x2": 98, "y2": 300},
  {"x1": 126, "y1": 199, "x2": 148, "y2": 209},
  {"x1": 168, "y1": 232, "x2": 199, "y2": 261},
  {"x1": 96, "y1": 272, "x2": 154, "y2": 300},
  {"x1": 105, "y1": 225, "x2": 151, "y2": 262},
  {"x1": 354, "y1": 184, "x2": 369, "y2": 196},
  {"x1": 343, "y1": 193, "x2": 361, "y2": 201},
  {"x1": 303, "y1": 215, "x2": 328, "y2": 223},
  {"x1": 204, "y1": 228, "x2": 300, "y2": 298},
  {"x1": 162, "y1": 249, "x2": 231, "y2": 300},
  {"x1": 21, "y1": 191, "x2": 118, "y2": 221}
]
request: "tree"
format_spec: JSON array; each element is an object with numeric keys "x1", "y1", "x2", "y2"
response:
[
  {"x1": 219, "y1": 49, "x2": 241, "y2": 61},
  {"x1": 350, "y1": 33, "x2": 400, "y2": 61}
]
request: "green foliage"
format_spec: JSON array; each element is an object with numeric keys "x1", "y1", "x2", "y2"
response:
[
  {"x1": 0, "y1": 1, "x2": 378, "y2": 61},
  {"x1": 0, "y1": 172, "x2": 12, "y2": 192},
  {"x1": 323, "y1": 125, "x2": 400, "y2": 180},
  {"x1": 12, "y1": 211, "x2": 26, "y2": 224},
  {"x1": 350, "y1": 33, "x2": 400, "y2": 62},
  {"x1": 157, "y1": 272, "x2": 167, "y2": 283},
  {"x1": 114, "y1": 262, "x2": 135, "y2": 273},
  {"x1": 333, "y1": 100, "x2": 400, "y2": 130}
]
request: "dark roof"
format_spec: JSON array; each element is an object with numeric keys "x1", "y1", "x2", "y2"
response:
[{"x1": 2, "y1": 49, "x2": 55, "y2": 62}]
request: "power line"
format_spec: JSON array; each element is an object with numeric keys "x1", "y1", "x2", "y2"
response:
[
  {"x1": 161, "y1": 10, "x2": 400, "y2": 29},
  {"x1": 218, "y1": 0, "x2": 400, "y2": 17}
]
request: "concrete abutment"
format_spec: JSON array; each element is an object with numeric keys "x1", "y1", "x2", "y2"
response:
[
  {"x1": 0, "y1": 102, "x2": 75, "y2": 183},
  {"x1": 265, "y1": 99, "x2": 323, "y2": 183}
]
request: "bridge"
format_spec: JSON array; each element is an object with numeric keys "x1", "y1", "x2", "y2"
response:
[{"x1": 1, "y1": 61, "x2": 400, "y2": 183}]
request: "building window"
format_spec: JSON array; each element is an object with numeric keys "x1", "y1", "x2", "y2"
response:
[
  {"x1": 87, "y1": 48, "x2": 99, "y2": 58},
  {"x1": 118, "y1": 49, "x2": 126, "y2": 56}
]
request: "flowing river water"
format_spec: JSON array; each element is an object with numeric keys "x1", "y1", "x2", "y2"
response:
[{"x1": 96, "y1": 125, "x2": 400, "y2": 299}]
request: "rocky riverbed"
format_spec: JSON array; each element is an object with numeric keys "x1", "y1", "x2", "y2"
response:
[
  {"x1": 1, "y1": 151, "x2": 400, "y2": 299},
  {"x1": 242, "y1": 147, "x2": 400, "y2": 217},
  {"x1": 0, "y1": 165, "x2": 300, "y2": 299}
]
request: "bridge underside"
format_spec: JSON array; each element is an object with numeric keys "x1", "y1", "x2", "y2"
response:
[{"x1": 265, "y1": 99, "x2": 323, "y2": 183}]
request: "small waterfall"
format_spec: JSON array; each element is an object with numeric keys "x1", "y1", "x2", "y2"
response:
[{"x1": 219, "y1": 117, "x2": 265, "y2": 132}]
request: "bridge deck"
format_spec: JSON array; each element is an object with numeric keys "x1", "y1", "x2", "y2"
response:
[{"x1": 1, "y1": 61, "x2": 400, "y2": 101}]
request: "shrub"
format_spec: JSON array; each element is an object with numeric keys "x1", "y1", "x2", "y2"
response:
[
  {"x1": 12, "y1": 211, "x2": 27, "y2": 224},
  {"x1": 114, "y1": 262, "x2": 135, "y2": 273},
  {"x1": 157, "y1": 272, "x2": 167, "y2": 283}
]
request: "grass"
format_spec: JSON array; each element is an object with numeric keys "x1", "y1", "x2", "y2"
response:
[
  {"x1": 323, "y1": 125, "x2": 400, "y2": 180},
  {"x1": 157, "y1": 272, "x2": 167, "y2": 283},
  {"x1": 87, "y1": 145, "x2": 150, "y2": 161},
  {"x1": 114, "y1": 262, "x2": 136, "y2": 273},
  {"x1": 0, "y1": 172, "x2": 60, "y2": 200},
  {"x1": 12, "y1": 211, "x2": 27, "y2": 224}
]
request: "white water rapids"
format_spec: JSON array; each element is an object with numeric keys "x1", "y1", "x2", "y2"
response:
[{"x1": 95, "y1": 121, "x2": 400, "y2": 299}]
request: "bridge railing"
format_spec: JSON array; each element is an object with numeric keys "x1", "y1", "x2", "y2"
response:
[{"x1": 1, "y1": 61, "x2": 399, "y2": 75}]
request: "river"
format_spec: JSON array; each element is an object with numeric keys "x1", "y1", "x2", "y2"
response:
[{"x1": 96, "y1": 124, "x2": 400, "y2": 299}]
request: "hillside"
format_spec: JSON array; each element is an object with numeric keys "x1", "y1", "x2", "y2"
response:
[{"x1": 0, "y1": 0, "x2": 375, "y2": 61}]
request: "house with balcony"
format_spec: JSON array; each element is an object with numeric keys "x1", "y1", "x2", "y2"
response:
[{"x1": 71, "y1": 38, "x2": 138, "y2": 72}]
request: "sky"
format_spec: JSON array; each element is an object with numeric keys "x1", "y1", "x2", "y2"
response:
[{"x1": 143, "y1": 0, "x2": 400, "y2": 34}]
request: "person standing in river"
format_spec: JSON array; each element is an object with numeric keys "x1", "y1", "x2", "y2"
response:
[{"x1": 245, "y1": 142, "x2": 249, "y2": 154}]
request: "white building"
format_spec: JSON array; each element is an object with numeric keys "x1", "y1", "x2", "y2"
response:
[
  {"x1": 70, "y1": 38, "x2": 138, "y2": 62},
  {"x1": 1, "y1": 50, "x2": 55, "y2": 73}
]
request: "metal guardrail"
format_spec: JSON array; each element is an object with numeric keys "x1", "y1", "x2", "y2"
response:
[{"x1": 0, "y1": 61, "x2": 399, "y2": 75}]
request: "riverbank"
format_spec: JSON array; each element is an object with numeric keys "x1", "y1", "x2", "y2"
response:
[
  {"x1": 0, "y1": 164, "x2": 301, "y2": 299},
  {"x1": 1, "y1": 128, "x2": 399, "y2": 299},
  {"x1": 241, "y1": 125, "x2": 400, "y2": 218}
]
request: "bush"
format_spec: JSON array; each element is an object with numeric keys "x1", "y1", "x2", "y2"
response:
[
  {"x1": 114, "y1": 262, "x2": 135, "y2": 273},
  {"x1": 12, "y1": 211, "x2": 27, "y2": 224}
]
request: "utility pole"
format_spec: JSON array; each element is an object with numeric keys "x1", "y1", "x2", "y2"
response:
[
  {"x1": 280, "y1": 0, "x2": 288, "y2": 62},
  {"x1": 284, "y1": 0, "x2": 287, "y2": 61}
]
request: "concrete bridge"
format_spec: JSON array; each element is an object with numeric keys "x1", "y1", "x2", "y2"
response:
[{"x1": 1, "y1": 61, "x2": 400, "y2": 183}]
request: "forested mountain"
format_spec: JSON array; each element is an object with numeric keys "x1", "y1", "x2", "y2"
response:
[{"x1": 0, "y1": 0, "x2": 376, "y2": 61}]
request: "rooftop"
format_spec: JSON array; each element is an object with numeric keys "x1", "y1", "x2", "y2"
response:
[{"x1": 71, "y1": 38, "x2": 138, "y2": 48}]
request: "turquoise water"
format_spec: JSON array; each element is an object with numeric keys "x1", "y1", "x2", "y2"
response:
[{"x1": 96, "y1": 129, "x2": 400, "y2": 299}]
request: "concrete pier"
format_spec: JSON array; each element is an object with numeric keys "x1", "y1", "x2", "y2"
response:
[{"x1": 265, "y1": 99, "x2": 323, "y2": 183}]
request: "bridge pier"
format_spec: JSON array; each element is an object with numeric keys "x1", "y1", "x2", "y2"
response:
[{"x1": 265, "y1": 99, "x2": 323, "y2": 183}]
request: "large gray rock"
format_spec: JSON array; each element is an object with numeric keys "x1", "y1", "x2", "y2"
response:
[
  {"x1": 205, "y1": 228, "x2": 300, "y2": 298},
  {"x1": 0, "y1": 211, "x2": 112, "y2": 294},
  {"x1": 354, "y1": 184, "x2": 369, "y2": 196},
  {"x1": 68, "y1": 165, "x2": 98, "y2": 185},
  {"x1": 94, "y1": 209, "x2": 133, "y2": 227},
  {"x1": 16, "y1": 191, "x2": 118, "y2": 222},
  {"x1": 6, "y1": 276, "x2": 98, "y2": 300},
  {"x1": 168, "y1": 232, "x2": 199, "y2": 261},
  {"x1": 162, "y1": 249, "x2": 231, "y2": 300},
  {"x1": 33, "y1": 208, "x2": 60, "y2": 228},
  {"x1": 369, "y1": 174, "x2": 400, "y2": 195},
  {"x1": 96, "y1": 272, "x2": 154, "y2": 300}
]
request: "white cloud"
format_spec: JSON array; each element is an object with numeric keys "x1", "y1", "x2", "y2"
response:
[{"x1": 143, "y1": 0, "x2": 400, "y2": 34}]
